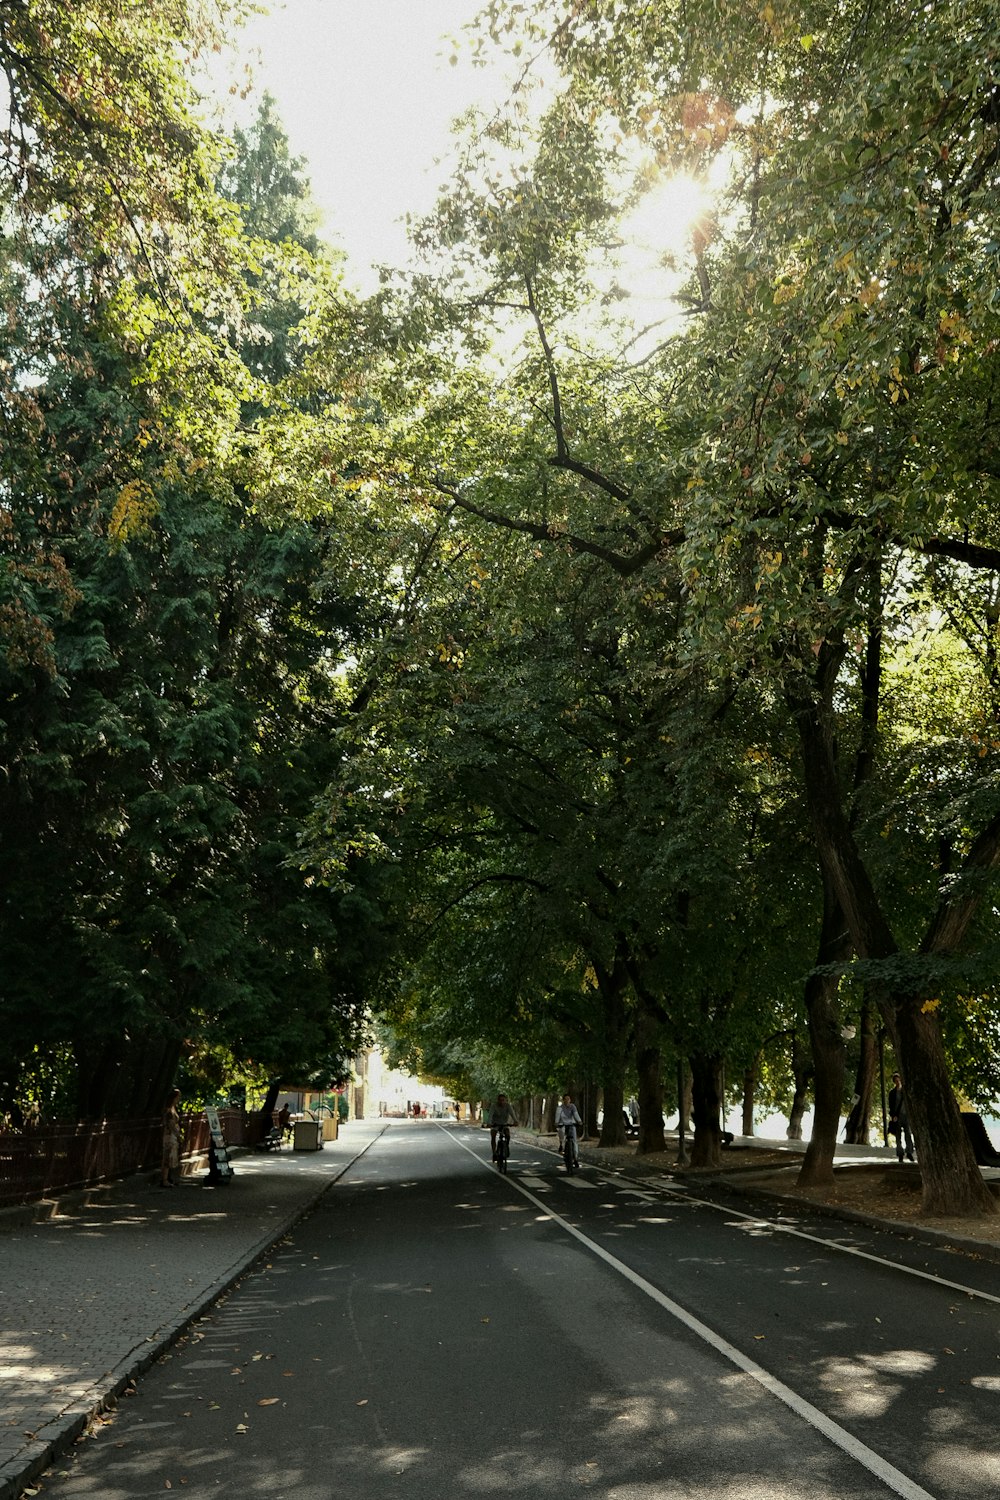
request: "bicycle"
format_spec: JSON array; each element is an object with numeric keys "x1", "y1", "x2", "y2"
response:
[
  {"x1": 561, "y1": 1121, "x2": 579, "y2": 1174},
  {"x1": 493, "y1": 1125, "x2": 510, "y2": 1173}
]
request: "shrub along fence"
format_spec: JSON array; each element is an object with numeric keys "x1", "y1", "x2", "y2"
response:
[{"x1": 0, "y1": 1108, "x2": 257, "y2": 1207}]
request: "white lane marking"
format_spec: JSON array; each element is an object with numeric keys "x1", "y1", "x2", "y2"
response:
[
  {"x1": 562, "y1": 1174, "x2": 598, "y2": 1188},
  {"x1": 439, "y1": 1124, "x2": 1000, "y2": 1307},
  {"x1": 519, "y1": 1175, "x2": 550, "y2": 1191},
  {"x1": 572, "y1": 1154, "x2": 1000, "y2": 1310},
  {"x1": 512, "y1": 1176, "x2": 937, "y2": 1500},
  {"x1": 617, "y1": 1175, "x2": 1000, "y2": 1309},
  {"x1": 442, "y1": 1127, "x2": 939, "y2": 1500}
]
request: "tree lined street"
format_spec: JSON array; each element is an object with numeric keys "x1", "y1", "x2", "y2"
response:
[
  {"x1": 32, "y1": 1123, "x2": 1000, "y2": 1500},
  {"x1": 3, "y1": 3, "x2": 1000, "y2": 1487},
  {"x1": 2, "y1": 0, "x2": 999, "y2": 1204}
]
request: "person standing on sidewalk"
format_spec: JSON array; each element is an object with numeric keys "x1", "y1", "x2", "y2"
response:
[
  {"x1": 160, "y1": 1088, "x2": 182, "y2": 1187},
  {"x1": 887, "y1": 1072, "x2": 915, "y2": 1162}
]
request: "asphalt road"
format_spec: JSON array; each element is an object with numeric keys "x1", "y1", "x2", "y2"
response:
[{"x1": 35, "y1": 1121, "x2": 1000, "y2": 1500}]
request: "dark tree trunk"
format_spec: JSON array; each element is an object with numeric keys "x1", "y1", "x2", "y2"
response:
[
  {"x1": 886, "y1": 992, "x2": 996, "y2": 1215},
  {"x1": 74, "y1": 1038, "x2": 124, "y2": 1119},
  {"x1": 798, "y1": 984, "x2": 844, "y2": 1185},
  {"x1": 798, "y1": 872, "x2": 853, "y2": 1187},
  {"x1": 578, "y1": 1082, "x2": 599, "y2": 1139},
  {"x1": 793, "y1": 678, "x2": 1000, "y2": 1215},
  {"x1": 786, "y1": 1031, "x2": 812, "y2": 1141},
  {"x1": 543, "y1": 1093, "x2": 557, "y2": 1132},
  {"x1": 146, "y1": 1041, "x2": 183, "y2": 1118},
  {"x1": 594, "y1": 947, "x2": 631, "y2": 1148},
  {"x1": 689, "y1": 1052, "x2": 724, "y2": 1169},
  {"x1": 674, "y1": 1058, "x2": 690, "y2": 1165},
  {"x1": 75, "y1": 1028, "x2": 186, "y2": 1121},
  {"x1": 601, "y1": 1077, "x2": 626, "y2": 1147},
  {"x1": 635, "y1": 1000, "x2": 666, "y2": 1155},
  {"x1": 258, "y1": 1079, "x2": 281, "y2": 1133},
  {"x1": 741, "y1": 1061, "x2": 756, "y2": 1137},
  {"x1": 844, "y1": 998, "x2": 878, "y2": 1143},
  {"x1": 124, "y1": 1034, "x2": 182, "y2": 1117},
  {"x1": 681, "y1": 1064, "x2": 693, "y2": 1135}
]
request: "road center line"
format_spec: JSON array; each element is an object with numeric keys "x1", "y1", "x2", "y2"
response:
[{"x1": 444, "y1": 1128, "x2": 938, "y2": 1500}]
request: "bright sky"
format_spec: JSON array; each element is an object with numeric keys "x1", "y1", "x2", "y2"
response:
[
  {"x1": 220, "y1": 0, "x2": 511, "y2": 290},
  {"x1": 214, "y1": 0, "x2": 714, "y2": 344}
]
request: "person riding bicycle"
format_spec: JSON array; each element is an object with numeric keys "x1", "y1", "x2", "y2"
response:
[
  {"x1": 488, "y1": 1093, "x2": 518, "y2": 1160},
  {"x1": 555, "y1": 1093, "x2": 582, "y2": 1165}
]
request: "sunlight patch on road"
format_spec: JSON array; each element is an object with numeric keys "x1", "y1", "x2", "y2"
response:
[
  {"x1": 374, "y1": 1444, "x2": 429, "y2": 1474},
  {"x1": 459, "y1": 1449, "x2": 559, "y2": 1489},
  {"x1": 927, "y1": 1442, "x2": 1000, "y2": 1489},
  {"x1": 877, "y1": 1350, "x2": 937, "y2": 1375},
  {"x1": 816, "y1": 1350, "x2": 934, "y2": 1420}
]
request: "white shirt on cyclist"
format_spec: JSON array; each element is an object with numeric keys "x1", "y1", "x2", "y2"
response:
[{"x1": 555, "y1": 1102, "x2": 581, "y2": 1132}]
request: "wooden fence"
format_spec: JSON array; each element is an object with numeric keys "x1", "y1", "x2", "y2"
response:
[{"x1": 0, "y1": 1108, "x2": 258, "y2": 1208}]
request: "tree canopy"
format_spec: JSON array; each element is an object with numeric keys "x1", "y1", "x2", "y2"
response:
[
  {"x1": 3, "y1": 0, "x2": 1000, "y2": 1216},
  {"x1": 294, "y1": 0, "x2": 1000, "y2": 1210},
  {"x1": 0, "y1": 3, "x2": 371, "y2": 1118}
]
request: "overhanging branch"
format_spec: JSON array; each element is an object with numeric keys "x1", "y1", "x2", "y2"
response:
[{"x1": 431, "y1": 475, "x2": 680, "y2": 576}]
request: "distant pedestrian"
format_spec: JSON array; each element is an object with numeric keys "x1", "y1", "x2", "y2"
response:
[
  {"x1": 161, "y1": 1088, "x2": 182, "y2": 1187},
  {"x1": 887, "y1": 1072, "x2": 915, "y2": 1162},
  {"x1": 277, "y1": 1103, "x2": 292, "y2": 1140}
]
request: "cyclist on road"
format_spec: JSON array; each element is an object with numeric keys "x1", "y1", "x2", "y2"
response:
[
  {"x1": 555, "y1": 1092, "x2": 582, "y2": 1165},
  {"x1": 488, "y1": 1093, "x2": 518, "y2": 1159}
]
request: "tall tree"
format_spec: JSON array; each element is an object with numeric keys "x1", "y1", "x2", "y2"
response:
[
  {"x1": 0, "y1": 16, "x2": 375, "y2": 1117},
  {"x1": 308, "y1": 0, "x2": 1000, "y2": 1211}
]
